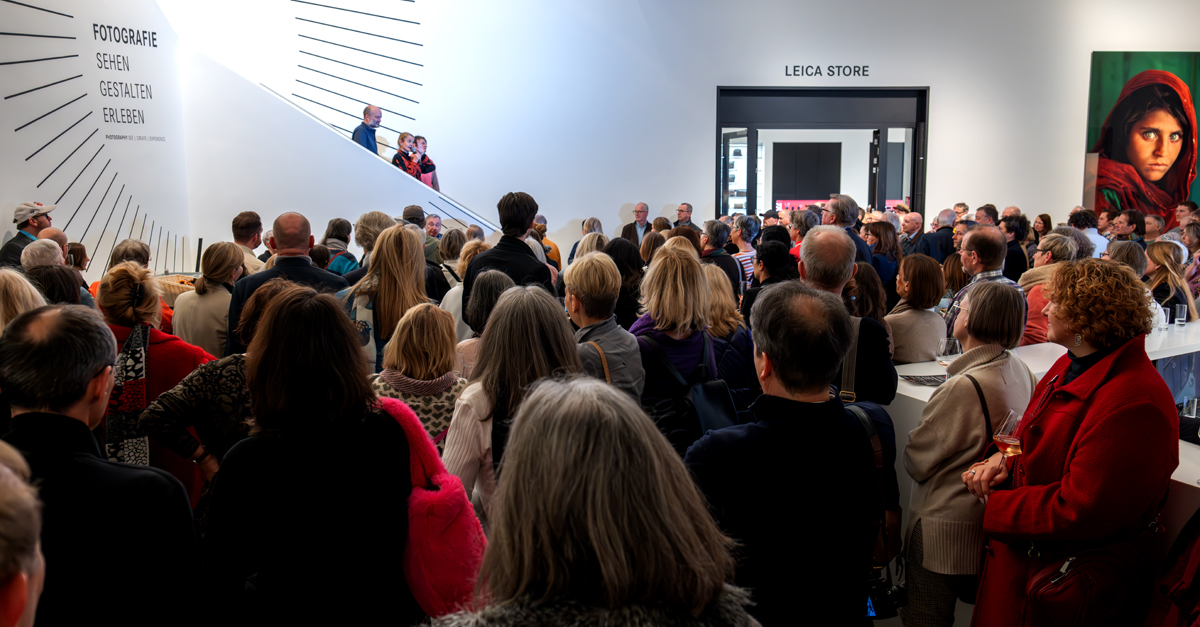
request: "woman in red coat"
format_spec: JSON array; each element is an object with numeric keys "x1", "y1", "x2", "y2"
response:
[
  {"x1": 98, "y1": 262, "x2": 215, "y2": 508},
  {"x1": 964, "y1": 258, "x2": 1179, "y2": 626}
]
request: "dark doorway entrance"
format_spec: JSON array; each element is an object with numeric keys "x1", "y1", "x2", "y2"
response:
[{"x1": 716, "y1": 87, "x2": 930, "y2": 218}]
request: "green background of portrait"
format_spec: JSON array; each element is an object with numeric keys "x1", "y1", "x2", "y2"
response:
[{"x1": 1088, "y1": 51, "x2": 1200, "y2": 203}]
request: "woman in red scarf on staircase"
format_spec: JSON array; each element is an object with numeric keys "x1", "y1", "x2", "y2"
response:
[{"x1": 1092, "y1": 69, "x2": 1197, "y2": 231}]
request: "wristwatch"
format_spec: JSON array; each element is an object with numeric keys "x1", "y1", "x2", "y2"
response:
[{"x1": 192, "y1": 450, "x2": 212, "y2": 465}]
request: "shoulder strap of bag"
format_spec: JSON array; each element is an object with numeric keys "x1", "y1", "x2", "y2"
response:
[
  {"x1": 840, "y1": 317, "x2": 862, "y2": 402},
  {"x1": 442, "y1": 263, "x2": 461, "y2": 282},
  {"x1": 586, "y1": 341, "x2": 611, "y2": 384},
  {"x1": 964, "y1": 374, "x2": 994, "y2": 459},
  {"x1": 847, "y1": 404, "x2": 894, "y2": 581},
  {"x1": 329, "y1": 250, "x2": 349, "y2": 262}
]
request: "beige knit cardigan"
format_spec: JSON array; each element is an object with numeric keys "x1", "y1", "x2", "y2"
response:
[{"x1": 902, "y1": 343, "x2": 1037, "y2": 574}]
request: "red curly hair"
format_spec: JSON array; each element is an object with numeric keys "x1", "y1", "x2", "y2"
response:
[{"x1": 1046, "y1": 259, "x2": 1151, "y2": 350}]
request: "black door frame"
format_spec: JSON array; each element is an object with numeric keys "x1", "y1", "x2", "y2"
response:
[{"x1": 716, "y1": 86, "x2": 930, "y2": 218}]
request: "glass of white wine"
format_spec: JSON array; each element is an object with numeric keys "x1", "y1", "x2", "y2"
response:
[
  {"x1": 993, "y1": 410, "x2": 1023, "y2": 462},
  {"x1": 935, "y1": 338, "x2": 962, "y2": 367}
]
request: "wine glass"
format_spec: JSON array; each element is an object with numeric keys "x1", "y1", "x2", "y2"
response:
[
  {"x1": 993, "y1": 410, "x2": 1023, "y2": 462},
  {"x1": 935, "y1": 338, "x2": 962, "y2": 367}
]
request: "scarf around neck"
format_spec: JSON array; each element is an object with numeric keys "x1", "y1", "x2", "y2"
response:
[
  {"x1": 106, "y1": 323, "x2": 151, "y2": 465},
  {"x1": 379, "y1": 369, "x2": 458, "y2": 396}
]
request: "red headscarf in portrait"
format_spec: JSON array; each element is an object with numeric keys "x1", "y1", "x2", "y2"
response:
[{"x1": 1091, "y1": 69, "x2": 1197, "y2": 230}]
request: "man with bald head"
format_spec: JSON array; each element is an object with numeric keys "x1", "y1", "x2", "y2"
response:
[
  {"x1": 798, "y1": 226, "x2": 897, "y2": 405},
  {"x1": 899, "y1": 211, "x2": 924, "y2": 256},
  {"x1": 1002, "y1": 206, "x2": 1021, "y2": 218},
  {"x1": 620, "y1": 202, "x2": 651, "y2": 245},
  {"x1": 351, "y1": 105, "x2": 382, "y2": 156},
  {"x1": 224, "y1": 212, "x2": 348, "y2": 355},
  {"x1": 37, "y1": 228, "x2": 68, "y2": 263},
  {"x1": 916, "y1": 208, "x2": 958, "y2": 263},
  {"x1": 942, "y1": 225, "x2": 1025, "y2": 338}
]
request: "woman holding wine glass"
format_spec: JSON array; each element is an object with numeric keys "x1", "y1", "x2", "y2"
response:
[
  {"x1": 901, "y1": 282, "x2": 1035, "y2": 626},
  {"x1": 964, "y1": 258, "x2": 1178, "y2": 627}
]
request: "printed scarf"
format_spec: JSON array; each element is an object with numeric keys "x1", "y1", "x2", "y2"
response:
[{"x1": 106, "y1": 323, "x2": 150, "y2": 465}]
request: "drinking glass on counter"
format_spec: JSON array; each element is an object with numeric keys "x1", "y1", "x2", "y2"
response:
[
  {"x1": 935, "y1": 338, "x2": 961, "y2": 367},
  {"x1": 1178, "y1": 304, "x2": 1189, "y2": 328}
]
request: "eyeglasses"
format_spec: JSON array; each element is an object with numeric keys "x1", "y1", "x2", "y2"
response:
[{"x1": 1101, "y1": 251, "x2": 1110, "y2": 258}]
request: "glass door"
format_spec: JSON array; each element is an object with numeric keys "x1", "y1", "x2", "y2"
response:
[{"x1": 720, "y1": 128, "x2": 748, "y2": 215}]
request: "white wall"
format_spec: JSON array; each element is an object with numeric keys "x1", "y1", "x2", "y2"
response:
[
  {"x1": 178, "y1": 49, "x2": 490, "y2": 261},
  {"x1": 758, "y1": 129, "x2": 875, "y2": 208},
  {"x1": 0, "y1": 0, "x2": 190, "y2": 281},
  {"x1": 154, "y1": 0, "x2": 1200, "y2": 254}
]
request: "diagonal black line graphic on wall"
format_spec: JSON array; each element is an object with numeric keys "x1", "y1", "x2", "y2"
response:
[
  {"x1": 291, "y1": 1, "x2": 418, "y2": 24},
  {"x1": 55, "y1": 143, "x2": 103, "y2": 203},
  {"x1": 290, "y1": 92, "x2": 411, "y2": 128},
  {"x1": 298, "y1": 67, "x2": 418, "y2": 103},
  {"x1": 0, "y1": 31, "x2": 75, "y2": 39},
  {"x1": 298, "y1": 35, "x2": 422, "y2": 66},
  {"x1": 64, "y1": 158, "x2": 109, "y2": 229},
  {"x1": 154, "y1": 227, "x2": 162, "y2": 272},
  {"x1": 296, "y1": 79, "x2": 417, "y2": 112},
  {"x1": 5, "y1": 74, "x2": 81, "y2": 99},
  {"x1": 142, "y1": 219, "x2": 151, "y2": 242},
  {"x1": 298, "y1": 52, "x2": 421, "y2": 86},
  {"x1": 38, "y1": 127, "x2": 96, "y2": 188},
  {"x1": 127, "y1": 205, "x2": 139, "y2": 238},
  {"x1": 87, "y1": 187, "x2": 125, "y2": 270},
  {"x1": 112, "y1": 198, "x2": 132, "y2": 251},
  {"x1": 295, "y1": 18, "x2": 421, "y2": 46},
  {"x1": 0, "y1": 54, "x2": 77, "y2": 66},
  {"x1": 26, "y1": 110, "x2": 90, "y2": 160},
  {"x1": 15, "y1": 93, "x2": 86, "y2": 131},
  {"x1": 329, "y1": 124, "x2": 351, "y2": 135},
  {"x1": 0, "y1": 0, "x2": 73, "y2": 18},
  {"x1": 79, "y1": 174, "x2": 118, "y2": 242},
  {"x1": 107, "y1": 202, "x2": 137, "y2": 273}
]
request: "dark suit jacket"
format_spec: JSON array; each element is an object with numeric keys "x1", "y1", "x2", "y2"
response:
[
  {"x1": 225, "y1": 256, "x2": 349, "y2": 355},
  {"x1": 847, "y1": 227, "x2": 872, "y2": 263},
  {"x1": 620, "y1": 221, "x2": 649, "y2": 245},
  {"x1": 461, "y1": 235, "x2": 554, "y2": 320},
  {"x1": 916, "y1": 226, "x2": 956, "y2": 264},
  {"x1": 343, "y1": 265, "x2": 367, "y2": 287},
  {"x1": 685, "y1": 394, "x2": 882, "y2": 625},
  {"x1": 674, "y1": 219, "x2": 702, "y2": 233},
  {"x1": 5, "y1": 413, "x2": 201, "y2": 627},
  {"x1": 0, "y1": 231, "x2": 33, "y2": 268}
]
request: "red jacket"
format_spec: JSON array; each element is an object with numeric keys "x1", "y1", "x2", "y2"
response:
[
  {"x1": 973, "y1": 334, "x2": 1179, "y2": 627},
  {"x1": 109, "y1": 325, "x2": 214, "y2": 508}
]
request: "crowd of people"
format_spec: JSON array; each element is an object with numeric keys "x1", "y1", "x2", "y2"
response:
[{"x1": 0, "y1": 186, "x2": 1191, "y2": 626}]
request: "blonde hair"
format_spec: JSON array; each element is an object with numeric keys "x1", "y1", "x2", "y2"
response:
[
  {"x1": 639, "y1": 245, "x2": 710, "y2": 333},
  {"x1": 661, "y1": 235, "x2": 700, "y2": 258},
  {"x1": 582, "y1": 217, "x2": 603, "y2": 234},
  {"x1": 98, "y1": 262, "x2": 162, "y2": 328},
  {"x1": 347, "y1": 226, "x2": 427, "y2": 340},
  {"x1": 480, "y1": 377, "x2": 735, "y2": 614},
  {"x1": 563, "y1": 253, "x2": 620, "y2": 319},
  {"x1": 382, "y1": 303, "x2": 457, "y2": 380},
  {"x1": 1146, "y1": 241, "x2": 1199, "y2": 322},
  {"x1": 195, "y1": 242, "x2": 245, "y2": 295},
  {"x1": 574, "y1": 232, "x2": 609, "y2": 262},
  {"x1": 701, "y1": 264, "x2": 744, "y2": 338},
  {"x1": 457, "y1": 240, "x2": 491, "y2": 277},
  {"x1": 0, "y1": 269, "x2": 46, "y2": 334}
]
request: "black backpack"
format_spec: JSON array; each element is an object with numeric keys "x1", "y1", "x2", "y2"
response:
[{"x1": 641, "y1": 334, "x2": 738, "y2": 456}]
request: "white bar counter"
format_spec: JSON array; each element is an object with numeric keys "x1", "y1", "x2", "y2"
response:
[{"x1": 878, "y1": 322, "x2": 1200, "y2": 626}]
